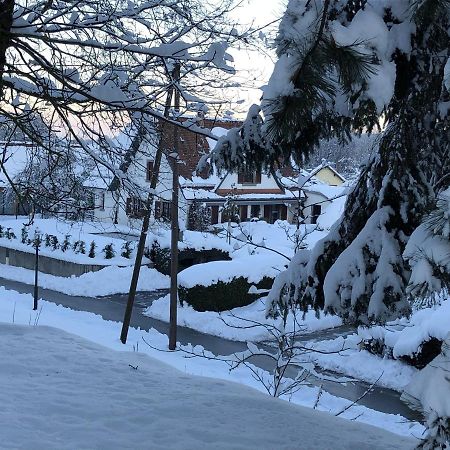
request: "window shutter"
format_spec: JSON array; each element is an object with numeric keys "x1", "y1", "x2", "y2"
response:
[
  {"x1": 255, "y1": 172, "x2": 262, "y2": 184},
  {"x1": 237, "y1": 171, "x2": 244, "y2": 184}
]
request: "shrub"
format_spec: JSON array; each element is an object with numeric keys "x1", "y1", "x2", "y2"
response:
[
  {"x1": 88, "y1": 241, "x2": 96, "y2": 258},
  {"x1": 61, "y1": 234, "x2": 71, "y2": 252},
  {"x1": 179, "y1": 276, "x2": 274, "y2": 312},
  {"x1": 50, "y1": 235, "x2": 59, "y2": 250},
  {"x1": 150, "y1": 240, "x2": 231, "y2": 275},
  {"x1": 103, "y1": 243, "x2": 115, "y2": 259},
  {"x1": 44, "y1": 234, "x2": 51, "y2": 247},
  {"x1": 73, "y1": 240, "x2": 86, "y2": 254},
  {"x1": 150, "y1": 242, "x2": 171, "y2": 274},
  {"x1": 5, "y1": 228, "x2": 16, "y2": 240},
  {"x1": 121, "y1": 241, "x2": 133, "y2": 259},
  {"x1": 0, "y1": 225, "x2": 3, "y2": 238},
  {"x1": 21, "y1": 226, "x2": 29, "y2": 244},
  {"x1": 360, "y1": 335, "x2": 443, "y2": 369}
]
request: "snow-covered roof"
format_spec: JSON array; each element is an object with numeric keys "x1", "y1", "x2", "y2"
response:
[
  {"x1": 303, "y1": 183, "x2": 347, "y2": 200},
  {"x1": 0, "y1": 144, "x2": 29, "y2": 186},
  {"x1": 182, "y1": 188, "x2": 223, "y2": 201}
]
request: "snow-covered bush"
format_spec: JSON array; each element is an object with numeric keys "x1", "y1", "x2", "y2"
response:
[
  {"x1": 20, "y1": 226, "x2": 29, "y2": 244},
  {"x1": 402, "y1": 335, "x2": 450, "y2": 449},
  {"x1": 405, "y1": 188, "x2": 450, "y2": 305},
  {"x1": 121, "y1": 241, "x2": 133, "y2": 259},
  {"x1": 178, "y1": 258, "x2": 278, "y2": 312},
  {"x1": 61, "y1": 235, "x2": 71, "y2": 252},
  {"x1": 5, "y1": 228, "x2": 16, "y2": 240},
  {"x1": 88, "y1": 241, "x2": 96, "y2": 259},
  {"x1": 179, "y1": 276, "x2": 274, "y2": 312},
  {"x1": 73, "y1": 240, "x2": 86, "y2": 255},
  {"x1": 358, "y1": 294, "x2": 450, "y2": 368},
  {"x1": 149, "y1": 240, "x2": 231, "y2": 275},
  {"x1": 103, "y1": 243, "x2": 115, "y2": 260}
]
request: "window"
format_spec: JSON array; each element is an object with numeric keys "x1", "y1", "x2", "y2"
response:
[
  {"x1": 161, "y1": 201, "x2": 172, "y2": 221},
  {"x1": 237, "y1": 170, "x2": 262, "y2": 185},
  {"x1": 146, "y1": 160, "x2": 154, "y2": 182},
  {"x1": 250, "y1": 205, "x2": 260, "y2": 219},
  {"x1": 97, "y1": 192, "x2": 105, "y2": 211},
  {"x1": 311, "y1": 204, "x2": 322, "y2": 224},
  {"x1": 126, "y1": 197, "x2": 145, "y2": 218}
]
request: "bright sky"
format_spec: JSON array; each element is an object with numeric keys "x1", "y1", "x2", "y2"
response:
[{"x1": 217, "y1": 0, "x2": 287, "y2": 117}]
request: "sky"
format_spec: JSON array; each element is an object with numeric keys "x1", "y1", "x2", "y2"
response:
[{"x1": 218, "y1": 0, "x2": 287, "y2": 117}]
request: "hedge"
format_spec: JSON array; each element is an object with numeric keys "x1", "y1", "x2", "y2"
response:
[
  {"x1": 179, "y1": 276, "x2": 274, "y2": 312},
  {"x1": 150, "y1": 241, "x2": 231, "y2": 275}
]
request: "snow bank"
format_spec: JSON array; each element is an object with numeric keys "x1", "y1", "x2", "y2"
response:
[
  {"x1": 178, "y1": 255, "x2": 284, "y2": 289},
  {"x1": 0, "y1": 287, "x2": 423, "y2": 439},
  {"x1": 0, "y1": 263, "x2": 169, "y2": 296},
  {"x1": 358, "y1": 295, "x2": 450, "y2": 359},
  {"x1": 145, "y1": 294, "x2": 342, "y2": 342},
  {"x1": 0, "y1": 323, "x2": 415, "y2": 449}
]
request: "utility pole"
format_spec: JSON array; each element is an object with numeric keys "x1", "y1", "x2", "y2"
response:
[
  {"x1": 168, "y1": 63, "x2": 180, "y2": 351},
  {"x1": 120, "y1": 70, "x2": 176, "y2": 345}
]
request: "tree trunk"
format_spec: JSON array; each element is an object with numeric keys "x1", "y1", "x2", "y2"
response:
[{"x1": 0, "y1": 0, "x2": 15, "y2": 98}]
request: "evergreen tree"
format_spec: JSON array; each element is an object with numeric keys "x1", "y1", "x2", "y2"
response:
[
  {"x1": 213, "y1": 0, "x2": 450, "y2": 324},
  {"x1": 61, "y1": 235, "x2": 71, "y2": 252},
  {"x1": 88, "y1": 241, "x2": 96, "y2": 259},
  {"x1": 121, "y1": 241, "x2": 133, "y2": 259},
  {"x1": 103, "y1": 243, "x2": 115, "y2": 260}
]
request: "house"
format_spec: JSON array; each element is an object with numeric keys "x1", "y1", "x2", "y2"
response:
[
  {"x1": 0, "y1": 122, "x2": 348, "y2": 230},
  {"x1": 84, "y1": 117, "x2": 350, "y2": 229},
  {"x1": 309, "y1": 162, "x2": 346, "y2": 186}
]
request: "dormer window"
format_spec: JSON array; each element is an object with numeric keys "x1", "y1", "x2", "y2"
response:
[
  {"x1": 238, "y1": 170, "x2": 261, "y2": 185},
  {"x1": 146, "y1": 160, "x2": 154, "y2": 182}
]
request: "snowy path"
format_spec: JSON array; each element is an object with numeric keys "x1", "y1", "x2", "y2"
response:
[
  {"x1": 0, "y1": 324, "x2": 415, "y2": 450},
  {"x1": 0, "y1": 276, "x2": 420, "y2": 421}
]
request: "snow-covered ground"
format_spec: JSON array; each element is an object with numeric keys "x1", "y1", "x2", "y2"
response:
[
  {"x1": 145, "y1": 294, "x2": 342, "y2": 341},
  {"x1": 0, "y1": 263, "x2": 169, "y2": 296},
  {"x1": 0, "y1": 322, "x2": 415, "y2": 450},
  {"x1": 0, "y1": 286, "x2": 424, "y2": 441},
  {"x1": 0, "y1": 216, "x2": 139, "y2": 265}
]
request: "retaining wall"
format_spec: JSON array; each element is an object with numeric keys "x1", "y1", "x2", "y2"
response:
[{"x1": 0, "y1": 246, "x2": 108, "y2": 277}]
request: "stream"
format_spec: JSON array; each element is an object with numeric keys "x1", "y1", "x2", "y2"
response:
[{"x1": 0, "y1": 276, "x2": 423, "y2": 422}]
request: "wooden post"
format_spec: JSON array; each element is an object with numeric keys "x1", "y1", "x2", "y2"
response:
[
  {"x1": 120, "y1": 75, "x2": 175, "y2": 345},
  {"x1": 168, "y1": 63, "x2": 181, "y2": 351},
  {"x1": 33, "y1": 236, "x2": 39, "y2": 311}
]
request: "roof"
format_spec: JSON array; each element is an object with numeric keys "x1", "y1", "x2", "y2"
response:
[{"x1": 303, "y1": 184, "x2": 348, "y2": 200}]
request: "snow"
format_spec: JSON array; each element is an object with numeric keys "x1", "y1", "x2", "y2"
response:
[
  {"x1": 358, "y1": 294, "x2": 450, "y2": 360},
  {"x1": 145, "y1": 295, "x2": 342, "y2": 342},
  {"x1": 0, "y1": 263, "x2": 169, "y2": 296},
  {"x1": 178, "y1": 255, "x2": 283, "y2": 289},
  {"x1": 317, "y1": 194, "x2": 347, "y2": 229},
  {"x1": 0, "y1": 217, "x2": 138, "y2": 265},
  {"x1": 0, "y1": 322, "x2": 415, "y2": 449},
  {"x1": 402, "y1": 335, "x2": 450, "y2": 417},
  {"x1": 0, "y1": 286, "x2": 423, "y2": 442}
]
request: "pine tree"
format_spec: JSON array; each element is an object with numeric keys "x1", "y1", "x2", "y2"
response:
[
  {"x1": 61, "y1": 235, "x2": 71, "y2": 252},
  {"x1": 20, "y1": 226, "x2": 28, "y2": 244},
  {"x1": 121, "y1": 241, "x2": 133, "y2": 259},
  {"x1": 213, "y1": 0, "x2": 450, "y2": 324},
  {"x1": 103, "y1": 243, "x2": 115, "y2": 259},
  {"x1": 88, "y1": 241, "x2": 96, "y2": 259}
]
